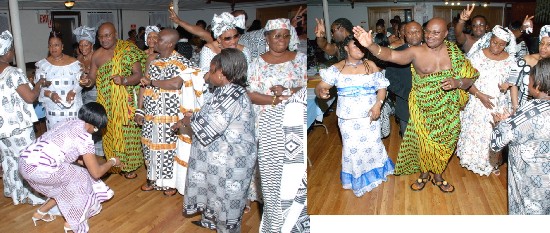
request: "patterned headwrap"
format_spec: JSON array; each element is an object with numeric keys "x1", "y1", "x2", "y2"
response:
[
  {"x1": 264, "y1": 18, "x2": 299, "y2": 51},
  {"x1": 73, "y1": 26, "x2": 96, "y2": 44},
  {"x1": 466, "y1": 25, "x2": 516, "y2": 58},
  {"x1": 0, "y1": 30, "x2": 13, "y2": 56},
  {"x1": 540, "y1": 25, "x2": 550, "y2": 42},
  {"x1": 145, "y1": 25, "x2": 160, "y2": 47},
  {"x1": 211, "y1": 12, "x2": 245, "y2": 38}
]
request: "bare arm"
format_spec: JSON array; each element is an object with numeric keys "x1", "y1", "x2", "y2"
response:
[
  {"x1": 113, "y1": 62, "x2": 143, "y2": 86},
  {"x1": 247, "y1": 91, "x2": 286, "y2": 106},
  {"x1": 16, "y1": 79, "x2": 45, "y2": 104},
  {"x1": 169, "y1": 8, "x2": 213, "y2": 43},
  {"x1": 315, "y1": 18, "x2": 338, "y2": 56},
  {"x1": 456, "y1": 4, "x2": 475, "y2": 45},
  {"x1": 352, "y1": 26, "x2": 415, "y2": 65},
  {"x1": 315, "y1": 81, "x2": 333, "y2": 99},
  {"x1": 82, "y1": 154, "x2": 121, "y2": 179},
  {"x1": 510, "y1": 85, "x2": 519, "y2": 113}
]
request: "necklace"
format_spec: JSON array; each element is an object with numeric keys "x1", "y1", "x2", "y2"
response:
[
  {"x1": 52, "y1": 54, "x2": 64, "y2": 62},
  {"x1": 345, "y1": 60, "x2": 363, "y2": 68}
]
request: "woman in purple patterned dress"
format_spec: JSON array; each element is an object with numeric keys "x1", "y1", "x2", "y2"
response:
[{"x1": 19, "y1": 102, "x2": 122, "y2": 233}]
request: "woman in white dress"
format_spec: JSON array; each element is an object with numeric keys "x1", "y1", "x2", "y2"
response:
[
  {"x1": 457, "y1": 26, "x2": 516, "y2": 176},
  {"x1": 36, "y1": 31, "x2": 83, "y2": 130},
  {"x1": 316, "y1": 36, "x2": 394, "y2": 197}
]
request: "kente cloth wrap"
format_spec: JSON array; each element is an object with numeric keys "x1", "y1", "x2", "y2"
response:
[
  {"x1": 0, "y1": 30, "x2": 13, "y2": 56},
  {"x1": 73, "y1": 26, "x2": 96, "y2": 44},
  {"x1": 96, "y1": 40, "x2": 146, "y2": 172},
  {"x1": 394, "y1": 41, "x2": 479, "y2": 175}
]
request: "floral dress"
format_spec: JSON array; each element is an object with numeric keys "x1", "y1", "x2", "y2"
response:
[
  {"x1": 319, "y1": 65, "x2": 394, "y2": 197},
  {"x1": 457, "y1": 49, "x2": 515, "y2": 176}
]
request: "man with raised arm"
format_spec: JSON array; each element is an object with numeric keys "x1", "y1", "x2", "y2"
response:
[
  {"x1": 454, "y1": 4, "x2": 489, "y2": 55},
  {"x1": 353, "y1": 17, "x2": 479, "y2": 193}
]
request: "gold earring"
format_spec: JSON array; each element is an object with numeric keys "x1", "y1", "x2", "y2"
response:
[
  {"x1": 93, "y1": 127, "x2": 98, "y2": 132},
  {"x1": 218, "y1": 76, "x2": 222, "y2": 80}
]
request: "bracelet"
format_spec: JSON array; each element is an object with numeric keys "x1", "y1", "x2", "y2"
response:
[
  {"x1": 458, "y1": 79, "x2": 463, "y2": 89},
  {"x1": 123, "y1": 77, "x2": 128, "y2": 85},
  {"x1": 474, "y1": 91, "x2": 479, "y2": 98},
  {"x1": 271, "y1": 95, "x2": 277, "y2": 107},
  {"x1": 376, "y1": 44, "x2": 382, "y2": 56},
  {"x1": 48, "y1": 91, "x2": 54, "y2": 99},
  {"x1": 109, "y1": 157, "x2": 117, "y2": 166}
]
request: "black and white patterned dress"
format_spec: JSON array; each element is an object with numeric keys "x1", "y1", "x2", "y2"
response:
[{"x1": 258, "y1": 88, "x2": 309, "y2": 233}]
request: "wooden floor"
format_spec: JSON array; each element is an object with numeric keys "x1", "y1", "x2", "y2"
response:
[
  {"x1": 0, "y1": 166, "x2": 262, "y2": 233},
  {"x1": 307, "y1": 108, "x2": 508, "y2": 215}
]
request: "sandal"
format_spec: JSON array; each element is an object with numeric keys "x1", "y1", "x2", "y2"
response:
[
  {"x1": 432, "y1": 179, "x2": 455, "y2": 193},
  {"x1": 244, "y1": 205, "x2": 251, "y2": 213},
  {"x1": 121, "y1": 171, "x2": 137, "y2": 179},
  {"x1": 410, "y1": 175, "x2": 431, "y2": 191},
  {"x1": 140, "y1": 180, "x2": 155, "y2": 191},
  {"x1": 492, "y1": 168, "x2": 501, "y2": 176},
  {"x1": 163, "y1": 188, "x2": 177, "y2": 196}
]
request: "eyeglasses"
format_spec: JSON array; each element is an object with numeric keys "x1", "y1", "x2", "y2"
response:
[
  {"x1": 423, "y1": 29, "x2": 441, "y2": 36},
  {"x1": 331, "y1": 25, "x2": 341, "y2": 34},
  {"x1": 472, "y1": 23, "x2": 486, "y2": 28},
  {"x1": 271, "y1": 34, "x2": 291, "y2": 40},
  {"x1": 221, "y1": 34, "x2": 240, "y2": 42}
]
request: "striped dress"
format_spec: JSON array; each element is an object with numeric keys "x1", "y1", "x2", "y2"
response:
[
  {"x1": 395, "y1": 41, "x2": 479, "y2": 175},
  {"x1": 96, "y1": 40, "x2": 146, "y2": 173},
  {"x1": 19, "y1": 120, "x2": 113, "y2": 233}
]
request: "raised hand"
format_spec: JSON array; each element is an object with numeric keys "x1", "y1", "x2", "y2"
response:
[
  {"x1": 291, "y1": 6, "x2": 307, "y2": 27},
  {"x1": 168, "y1": 7, "x2": 181, "y2": 24},
  {"x1": 460, "y1": 4, "x2": 475, "y2": 21},
  {"x1": 522, "y1": 15, "x2": 534, "y2": 34},
  {"x1": 352, "y1": 26, "x2": 373, "y2": 48},
  {"x1": 315, "y1": 18, "x2": 326, "y2": 38}
]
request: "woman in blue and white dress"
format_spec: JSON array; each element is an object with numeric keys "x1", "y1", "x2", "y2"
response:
[
  {"x1": 315, "y1": 36, "x2": 394, "y2": 197},
  {"x1": 36, "y1": 31, "x2": 83, "y2": 130}
]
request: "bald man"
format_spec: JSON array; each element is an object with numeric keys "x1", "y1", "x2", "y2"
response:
[
  {"x1": 83, "y1": 22, "x2": 146, "y2": 179},
  {"x1": 136, "y1": 28, "x2": 204, "y2": 195},
  {"x1": 353, "y1": 18, "x2": 479, "y2": 193}
]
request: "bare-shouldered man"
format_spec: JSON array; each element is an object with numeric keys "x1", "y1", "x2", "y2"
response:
[
  {"x1": 455, "y1": 4, "x2": 489, "y2": 54},
  {"x1": 353, "y1": 17, "x2": 479, "y2": 193},
  {"x1": 82, "y1": 22, "x2": 146, "y2": 179}
]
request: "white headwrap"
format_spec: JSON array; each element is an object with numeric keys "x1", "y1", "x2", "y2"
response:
[
  {"x1": 0, "y1": 30, "x2": 13, "y2": 56},
  {"x1": 145, "y1": 25, "x2": 160, "y2": 47},
  {"x1": 211, "y1": 12, "x2": 245, "y2": 39},
  {"x1": 73, "y1": 26, "x2": 96, "y2": 44},
  {"x1": 540, "y1": 25, "x2": 550, "y2": 42},
  {"x1": 264, "y1": 18, "x2": 299, "y2": 51},
  {"x1": 466, "y1": 25, "x2": 516, "y2": 58}
]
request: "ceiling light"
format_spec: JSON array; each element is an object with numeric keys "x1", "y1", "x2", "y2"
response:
[
  {"x1": 64, "y1": 0, "x2": 75, "y2": 9},
  {"x1": 445, "y1": 1, "x2": 449, "y2": 5}
]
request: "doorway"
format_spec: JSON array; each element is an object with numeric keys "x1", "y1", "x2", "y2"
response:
[{"x1": 51, "y1": 11, "x2": 81, "y2": 57}]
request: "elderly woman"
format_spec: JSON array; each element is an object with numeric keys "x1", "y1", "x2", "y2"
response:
[
  {"x1": 0, "y1": 30, "x2": 47, "y2": 205},
  {"x1": 491, "y1": 58, "x2": 550, "y2": 214},
  {"x1": 246, "y1": 18, "x2": 308, "y2": 229},
  {"x1": 36, "y1": 31, "x2": 83, "y2": 130},
  {"x1": 19, "y1": 102, "x2": 122, "y2": 232},
  {"x1": 457, "y1": 25, "x2": 517, "y2": 176},
  {"x1": 316, "y1": 36, "x2": 393, "y2": 196},
  {"x1": 143, "y1": 25, "x2": 160, "y2": 56},
  {"x1": 177, "y1": 48, "x2": 256, "y2": 233}
]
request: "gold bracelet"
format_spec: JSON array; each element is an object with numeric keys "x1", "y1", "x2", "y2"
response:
[
  {"x1": 376, "y1": 44, "x2": 382, "y2": 56},
  {"x1": 271, "y1": 95, "x2": 277, "y2": 107}
]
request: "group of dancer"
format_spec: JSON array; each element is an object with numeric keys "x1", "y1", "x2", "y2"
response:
[
  {"x1": 315, "y1": 4, "x2": 550, "y2": 214},
  {"x1": 0, "y1": 6, "x2": 310, "y2": 233}
]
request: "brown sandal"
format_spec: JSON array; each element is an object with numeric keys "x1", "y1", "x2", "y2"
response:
[
  {"x1": 163, "y1": 188, "x2": 177, "y2": 196},
  {"x1": 140, "y1": 180, "x2": 155, "y2": 191},
  {"x1": 410, "y1": 175, "x2": 431, "y2": 191},
  {"x1": 122, "y1": 171, "x2": 137, "y2": 179},
  {"x1": 432, "y1": 179, "x2": 455, "y2": 193}
]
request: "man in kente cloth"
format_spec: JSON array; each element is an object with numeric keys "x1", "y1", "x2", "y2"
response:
[
  {"x1": 353, "y1": 17, "x2": 479, "y2": 193},
  {"x1": 82, "y1": 22, "x2": 146, "y2": 179}
]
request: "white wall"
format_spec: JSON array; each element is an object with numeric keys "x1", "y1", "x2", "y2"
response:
[
  {"x1": 9, "y1": 1, "x2": 303, "y2": 64},
  {"x1": 307, "y1": 1, "x2": 505, "y2": 40}
]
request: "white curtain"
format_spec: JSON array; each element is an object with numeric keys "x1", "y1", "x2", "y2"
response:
[
  {"x1": 149, "y1": 12, "x2": 169, "y2": 28},
  {"x1": 87, "y1": 12, "x2": 114, "y2": 29}
]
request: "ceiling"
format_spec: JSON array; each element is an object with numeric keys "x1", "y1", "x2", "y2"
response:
[
  {"x1": 0, "y1": 0, "x2": 303, "y2": 11},
  {"x1": 327, "y1": 0, "x2": 536, "y2": 3}
]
